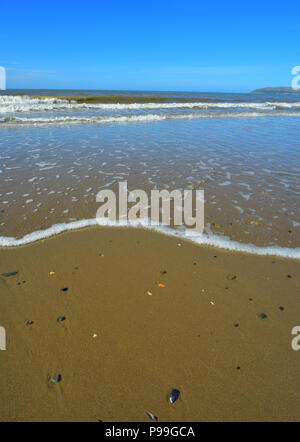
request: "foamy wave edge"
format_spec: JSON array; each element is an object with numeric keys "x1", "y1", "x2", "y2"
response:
[
  {"x1": 1, "y1": 96, "x2": 300, "y2": 113},
  {"x1": 2, "y1": 112, "x2": 300, "y2": 127},
  {"x1": 0, "y1": 218, "x2": 299, "y2": 259}
]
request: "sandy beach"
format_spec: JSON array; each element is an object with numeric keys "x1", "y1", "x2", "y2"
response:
[
  {"x1": 2, "y1": 0, "x2": 300, "y2": 425},
  {"x1": 1, "y1": 227, "x2": 299, "y2": 421}
]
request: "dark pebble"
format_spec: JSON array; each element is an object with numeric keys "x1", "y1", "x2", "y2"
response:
[
  {"x1": 169, "y1": 388, "x2": 180, "y2": 404},
  {"x1": 26, "y1": 321, "x2": 34, "y2": 326},
  {"x1": 279, "y1": 306, "x2": 285, "y2": 311},
  {"x1": 248, "y1": 298, "x2": 253, "y2": 301},
  {"x1": 234, "y1": 323, "x2": 239, "y2": 327},
  {"x1": 57, "y1": 316, "x2": 66, "y2": 322},
  {"x1": 2, "y1": 271, "x2": 18, "y2": 277},
  {"x1": 258, "y1": 313, "x2": 268, "y2": 319},
  {"x1": 224, "y1": 286, "x2": 229, "y2": 290},
  {"x1": 61, "y1": 287, "x2": 68, "y2": 292},
  {"x1": 236, "y1": 366, "x2": 241, "y2": 370},
  {"x1": 286, "y1": 274, "x2": 292, "y2": 278},
  {"x1": 160, "y1": 270, "x2": 167, "y2": 274}
]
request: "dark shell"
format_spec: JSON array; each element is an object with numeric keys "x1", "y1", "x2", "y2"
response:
[
  {"x1": 169, "y1": 389, "x2": 180, "y2": 404},
  {"x1": 51, "y1": 374, "x2": 62, "y2": 383},
  {"x1": 146, "y1": 411, "x2": 158, "y2": 421}
]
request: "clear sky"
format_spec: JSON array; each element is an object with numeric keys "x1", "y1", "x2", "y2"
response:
[{"x1": 1, "y1": 0, "x2": 299, "y2": 92}]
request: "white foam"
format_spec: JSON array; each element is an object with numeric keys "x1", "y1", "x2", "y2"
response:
[
  {"x1": 1, "y1": 112, "x2": 300, "y2": 127},
  {"x1": 0, "y1": 217, "x2": 299, "y2": 259},
  {"x1": 1, "y1": 95, "x2": 300, "y2": 113}
]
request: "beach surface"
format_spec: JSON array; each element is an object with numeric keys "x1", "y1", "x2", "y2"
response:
[{"x1": 1, "y1": 227, "x2": 300, "y2": 421}]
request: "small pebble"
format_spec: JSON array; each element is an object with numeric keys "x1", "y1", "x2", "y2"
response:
[
  {"x1": 286, "y1": 274, "x2": 292, "y2": 279},
  {"x1": 227, "y1": 274, "x2": 237, "y2": 281},
  {"x1": 234, "y1": 323, "x2": 239, "y2": 327},
  {"x1": 26, "y1": 321, "x2": 34, "y2": 326},
  {"x1": 160, "y1": 270, "x2": 167, "y2": 274},
  {"x1": 258, "y1": 313, "x2": 267, "y2": 319},
  {"x1": 57, "y1": 316, "x2": 66, "y2": 322},
  {"x1": 61, "y1": 287, "x2": 68, "y2": 292},
  {"x1": 279, "y1": 306, "x2": 285, "y2": 311},
  {"x1": 236, "y1": 366, "x2": 241, "y2": 370}
]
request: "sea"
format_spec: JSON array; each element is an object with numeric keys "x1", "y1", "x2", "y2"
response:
[{"x1": 0, "y1": 89, "x2": 299, "y2": 258}]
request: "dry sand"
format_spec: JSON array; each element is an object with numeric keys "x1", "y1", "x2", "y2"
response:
[{"x1": 0, "y1": 227, "x2": 300, "y2": 421}]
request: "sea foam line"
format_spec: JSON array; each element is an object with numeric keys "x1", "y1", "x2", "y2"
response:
[
  {"x1": 1, "y1": 95, "x2": 300, "y2": 113},
  {"x1": 0, "y1": 218, "x2": 299, "y2": 259},
  {"x1": 1, "y1": 112, "x2": 300, "y2": 126}
]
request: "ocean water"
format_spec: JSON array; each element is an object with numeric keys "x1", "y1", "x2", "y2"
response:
[{"x1": 0, "y1": 89, "x2": 299, "y2": 257}]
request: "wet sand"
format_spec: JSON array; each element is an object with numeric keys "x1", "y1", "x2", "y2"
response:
[
  {"x1": 0, "y1": 227, "x2": 300, "y2": 421},
  {"x1": 1, "y1": 117, "x2": 299, "y2": 249}
]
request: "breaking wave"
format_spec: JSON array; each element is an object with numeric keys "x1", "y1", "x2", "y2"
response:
[{"x1": 1, "y1": 95, "x2": 300, "y2": 113}]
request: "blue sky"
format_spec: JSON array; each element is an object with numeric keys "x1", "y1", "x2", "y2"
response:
[{"x1": 1, "y1": 0, "x2": 299, "y2": 92}]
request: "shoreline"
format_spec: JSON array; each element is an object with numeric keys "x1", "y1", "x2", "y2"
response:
[
  {"x1": 1, "y1": 227, "x2": 300, "y2": 421},
  {"x1": 1, "y1": 221, "x2": 300, "y2": 260}
]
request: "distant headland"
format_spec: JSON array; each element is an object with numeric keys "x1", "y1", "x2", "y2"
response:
[{"x1": 251, "y1": 87, "x2": 300, "y2": 93}]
